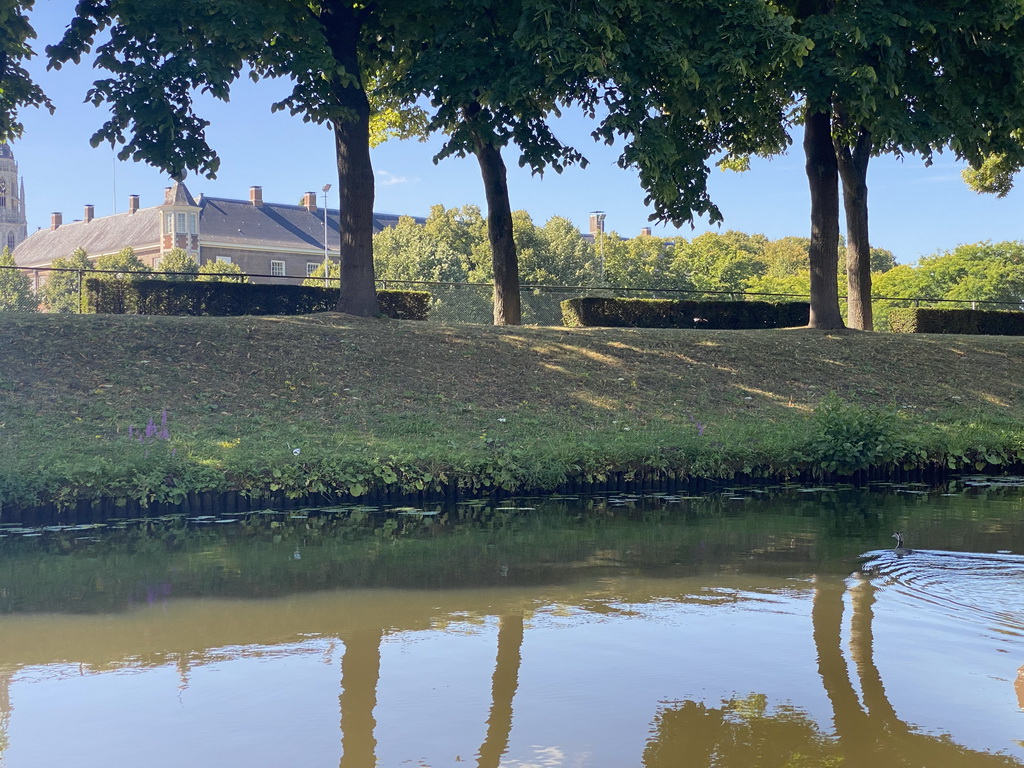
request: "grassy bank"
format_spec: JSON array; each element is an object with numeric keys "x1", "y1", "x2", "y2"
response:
[{"x1": 1, "y1": 312, "x2": 1023, "y2": 510}]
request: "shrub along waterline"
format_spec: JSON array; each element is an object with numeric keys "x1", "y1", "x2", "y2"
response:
[{"x1": 3, "y1": 406, "x2": 1023, "y2": 515}]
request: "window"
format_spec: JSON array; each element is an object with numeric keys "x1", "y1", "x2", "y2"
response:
[
  {"x1": 6, "y1": 232, "x2": 14, "y2": 251},
  {"x1": 0, "y1": 178, "x2": 6, "y2": 208},
  {"x1": 188, "y1": 214, "x2": 198, "y2": 234},
  {"x1": 306, "y1": 262, "x2": 320, "y2": 277},
  {"x1": 218, "y1": 256, "x2": 232, "y2": 264},
  {"x1": 270, "y1": 260, "x2": 285, "y2": 277},
  {"x1": 164, "y1": 212, "x2": 172, "y2": 232},
  {"x1": 176, "y1": 213, "x2": 186, "y2": 232}
]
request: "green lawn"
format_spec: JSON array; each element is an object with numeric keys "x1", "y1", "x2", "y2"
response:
[{"x1": 1, "y1": 311, "x2": 1022, "y2": 508}]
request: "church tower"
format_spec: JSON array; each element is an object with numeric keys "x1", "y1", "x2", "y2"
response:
[{"x1": 0, "y1": 144, "x2": 28, "y2": 253}]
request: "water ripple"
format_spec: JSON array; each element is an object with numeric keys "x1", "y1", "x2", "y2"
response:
[{"x1": 860, "y1": 548, "x2": 1024, "y2": 639}]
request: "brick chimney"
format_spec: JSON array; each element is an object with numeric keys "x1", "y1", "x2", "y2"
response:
[
  {"x1": 589, "y1": 211, "x2": 606, "y2": 237},
  {"x1": 250, "y1": 186, "x2": 264, "y2": 207},
  {"x1": 51, "y1": 212, "x2": 62, "y2": 230},
  {"x1": 640, "y1": 226, "x2": 652, "y2": 236},
  {"x1": 128, "y1": 194, "x2": 140, "y2": 214},
  {"x1": 302, "y1": 192, "x2": 317, "y2": 212},
  {"x1": 84, "y1": 204, "x2": 95, "y2": 224}
]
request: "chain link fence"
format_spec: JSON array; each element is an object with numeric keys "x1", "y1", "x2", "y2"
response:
[{"x1": 2, "y1": 264, "x2": 1023, "y2": 326}]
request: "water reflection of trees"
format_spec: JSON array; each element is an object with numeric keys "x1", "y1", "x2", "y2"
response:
[
  {"x1": 643, "y1": 694, "x2": 841, "y2": 767},
  {"x1": 643, "y1": 575, "x2": 1022, "y2": 768}
]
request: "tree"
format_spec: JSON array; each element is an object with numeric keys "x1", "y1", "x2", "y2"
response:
[
  {"x1": 872, "y1": 241, "x2": 1024, "y2": 328},
  {"x1": 0, "y1": 0, "x2": 52, "y2": 142},
  {"x1": 522, "y1": 217, "x2": 597, "y2": 286},
  {"x1": 0, "y1": 245, "x2": 34, "y2": 310},
  {"x1": 198, "y1": 259, "x2": 248, "y2": 283},
  {"x1": 48, "y1": 1, "x2": 423, "y2": 317},
  {"x1": 675, "y1": 232, "x2": 768, "y2": 297},
  {"x1": 373, "y1": 206, "x2": 485, "y2": 284},
  {"x1": 391, "y1": 1, "x2": 595, "y2": 325},
  {"x1": 157, "y1": 248, "x2": 198, "y2": 280},
  {"x1": 302, "y1": 260, "x2": 340, "y2": 288},
  {"x1": 94, "y1": 247, "x2": 151, "y2": 280},
  {"x1": 602, "y1": 231, "x2": 681, "y2": 291},
  {"x1": 40, "y1": 247, "x2": 93, "y2": 313},
  {"x1": 754, "y1": 0, "x2": 1024, "y2": 330}
]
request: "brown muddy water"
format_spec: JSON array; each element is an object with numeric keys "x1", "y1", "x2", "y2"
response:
[{"x1": 0, "y1": 478, "x2": 1022, "y2": 767}]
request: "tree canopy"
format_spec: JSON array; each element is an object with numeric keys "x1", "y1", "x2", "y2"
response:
[
  {"x1": 386, "y1": 0, "x2": 598, "y2": 324},
  {"x1": 157, "y1": 248, "x2": 199, "y2": 280},
  {"x1": 728, "y1": 0, "x2": 1024, "y2": 329},
  {"x1": 94, "y1": 246, "x2": 151, "y2": 280},
  {"x1": 40, "y1": 247, "x2": 92, "y2": 313},
  {"x1": 0, "y1": 244, "x2": 35, "y2": 310},
  {"x1": 0, "y1": 0, "x2": 52, "y2": 142},
  {"x1": 47, "y1": 0, "x2": 422, "y2": 316}
]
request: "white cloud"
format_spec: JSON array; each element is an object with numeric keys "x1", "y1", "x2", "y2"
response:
[{"x1": 376, "y1": 170, "x2": 416, "y2": 186}]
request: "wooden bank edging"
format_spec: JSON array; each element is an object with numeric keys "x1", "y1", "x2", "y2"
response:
[{"x1": 0, "y1": 462, "x2": 985, "y2": 525}]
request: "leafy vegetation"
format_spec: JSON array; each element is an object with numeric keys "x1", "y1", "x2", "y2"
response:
[
  {"x1": 94, "y1": 246, "x2": 151, "y2": 280},
  {"x1": 198, "y1": 259, "x2": 249, "y2": 283},
  {"x1": 0, "y1": 245, "x2": 35, "y2": 310},
  {"x1": 874, "y1": 242, "x2": 1024, "y2": 329},
  {"x1": 0, "y1": 0, "x2": 53, "y2": 142},
  {"x1": 157, "y1": 248, "x2": 199, "y2": 280},
  {"x1": 39, "y1": 247, "x2": 92, "y2": 312}
]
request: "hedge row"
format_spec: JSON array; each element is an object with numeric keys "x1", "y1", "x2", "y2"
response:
[
  {"x1": 84, "y1": 278, "x2": 430, "y2": 320},
  {"x1": 888, "y1": 307, "x2": 1024, "y2": 335},
  {"x1": 561, "y1": 296, "x2": 809, "y2": 329}
]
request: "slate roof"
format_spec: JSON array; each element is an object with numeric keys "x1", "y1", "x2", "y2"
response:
[
  {"x1": 14, "y1": 183, "x2": 426, "y2": 267},
  {"x1": 14, "y1": 207, "x2": 162, "y2": 267},
  {"x1": 198, "y1": 196, "x2": 424, "y2": 252}
]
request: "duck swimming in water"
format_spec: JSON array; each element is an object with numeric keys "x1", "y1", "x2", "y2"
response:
[{"x1": 892, "y1": 531, "x2": 913, "y2": 556}]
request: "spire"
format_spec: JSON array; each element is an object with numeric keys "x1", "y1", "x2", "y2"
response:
[{"x1": 163, "y1": 180, "x2": 198, "y2": 207}]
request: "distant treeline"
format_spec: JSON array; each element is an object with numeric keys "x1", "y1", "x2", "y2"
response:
[{"x1": 9, "y1": 207, "x2": 1022, "y2": 331}]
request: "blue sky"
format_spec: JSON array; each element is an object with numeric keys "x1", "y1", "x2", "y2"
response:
[{"x1": 10, "y1": 3, "x2": 1022, "y2": 265}]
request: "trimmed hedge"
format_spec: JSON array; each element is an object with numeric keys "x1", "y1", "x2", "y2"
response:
[
  {"x1": 889, "y1": 307, "x2": 1024, "y2": 335},
  {"x1": 561, "y1": 296, "x2": 809, "y2": 329},
  {"x1": 84, "y1": 278, "x2": 430, "y2": 320}
]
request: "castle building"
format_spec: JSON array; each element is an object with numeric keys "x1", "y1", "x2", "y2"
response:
[
  {"x1": 13, "y1": 180, "x2": 422, "y2": 282},
  {"x1": 0, "y1": 144, "x2": 28, "y2": 253}
]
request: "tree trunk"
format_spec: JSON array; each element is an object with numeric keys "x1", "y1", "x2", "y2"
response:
[
  {"x1": 338, "y1": 630, "x2": 381, "y2": 768},
  {"x1": 836, "y1": 127, "x2": 873, "y2": 330},
  {"x1": 477, "y1": 613, "x2": 524, "y2": 768},
  {"x1": 472, "y1": 128, "x2": 522, "y2": 326},
  {"x1": 320, "y1": 5, "x2": 381, "y2": 317},
  {"x1": 803, "y1": 109, "x2": 845, "y2": 330}
]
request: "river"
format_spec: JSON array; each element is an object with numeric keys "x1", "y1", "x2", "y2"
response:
[{"x1": 1, "y1": 478, "x2": 1022, "y2": 766}]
